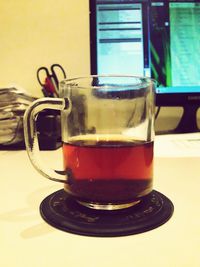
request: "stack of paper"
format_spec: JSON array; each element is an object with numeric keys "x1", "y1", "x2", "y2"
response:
[{"x1": 0, "y1": 88, "x2": 36, "y2": 145}]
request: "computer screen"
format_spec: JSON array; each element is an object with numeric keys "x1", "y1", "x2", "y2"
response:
[
  {"x1": 151, "y1": 0, "x2": 200, "y2": 94},
  {"x1": 90, "y1": 0, "x2": 150, "y2": 77},
  {"x1": 90, "y1": 0, "x2": 200, "y2": 132}
]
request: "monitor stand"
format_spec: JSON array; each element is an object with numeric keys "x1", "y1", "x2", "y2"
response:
[{"x1": 174, "y1": 105, "x2": 199, "y2": 133}]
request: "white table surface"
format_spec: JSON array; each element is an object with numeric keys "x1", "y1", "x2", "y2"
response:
[{"x1": 1, "y1": 133, "x2": 200, "y2": 267}]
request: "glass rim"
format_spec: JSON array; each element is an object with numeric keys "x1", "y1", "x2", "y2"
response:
[{"x1": 60, "y1": 74, "x2": 157, "y2": 88}]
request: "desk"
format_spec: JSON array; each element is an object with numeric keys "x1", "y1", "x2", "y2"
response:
[{"x1": 1, "y1": 134, "x2": 200, "y2": 267}]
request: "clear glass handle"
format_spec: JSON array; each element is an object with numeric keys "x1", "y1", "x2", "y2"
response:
[{"x1": 23, "y1": 97, "x2": 71, "y2": 183}]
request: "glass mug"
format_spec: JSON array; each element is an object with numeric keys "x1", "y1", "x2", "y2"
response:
[{"x1": 24, "y1": 75, "x2": 156, "y2": 210}]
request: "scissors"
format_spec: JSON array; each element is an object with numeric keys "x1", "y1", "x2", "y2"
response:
[{"x1": 37, "y1": 64, "x2": 66, "y2": 97}]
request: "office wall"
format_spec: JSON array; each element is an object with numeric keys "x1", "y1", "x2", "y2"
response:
[{"x1": 0, "y1": 0, "x2": 90, "y2": 96}]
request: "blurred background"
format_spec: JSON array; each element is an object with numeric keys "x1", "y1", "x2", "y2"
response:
[{"x1": 0, "y1": 0, "x2": 199, "y2": 133}]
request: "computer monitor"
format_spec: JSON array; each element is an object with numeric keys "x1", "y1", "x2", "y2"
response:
[{"x1": 90, "y1": 0, "x2": 200, "y2": 133}]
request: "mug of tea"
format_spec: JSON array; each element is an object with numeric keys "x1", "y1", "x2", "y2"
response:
[{"x1": 24, "y1": 75, "x2": 156, "y2": 210}]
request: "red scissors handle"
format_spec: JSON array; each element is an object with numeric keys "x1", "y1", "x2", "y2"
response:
[{"x1": 37, "y1": 64, "x2": 66, "y2": 87}]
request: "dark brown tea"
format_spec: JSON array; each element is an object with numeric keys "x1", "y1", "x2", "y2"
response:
[{"x1": 62, "y1": 135, "x2": 153, "y2": 205}]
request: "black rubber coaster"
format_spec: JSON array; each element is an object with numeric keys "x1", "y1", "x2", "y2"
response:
[{"x1": 40, "y1": 189, "x2": 174, "y2": 237}]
